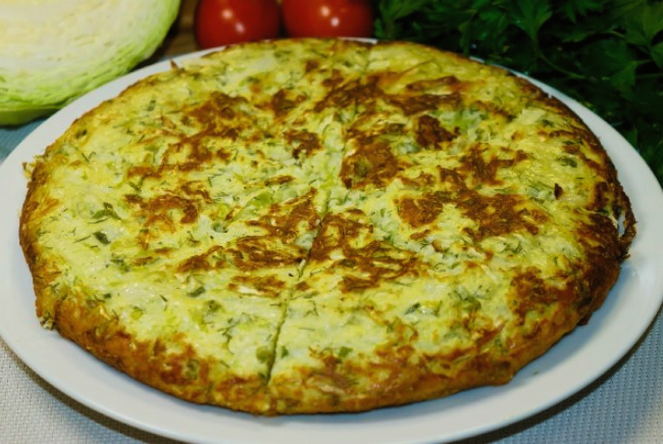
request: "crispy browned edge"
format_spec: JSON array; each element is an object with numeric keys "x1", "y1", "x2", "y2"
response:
[{"x1": 18, "y1": 38, "x2": 636, "y2": 415}]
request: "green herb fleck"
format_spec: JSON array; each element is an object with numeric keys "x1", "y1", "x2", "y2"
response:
[
  {"x1": 212, "y1": 222, "x2": 226, "y2": 233},
  {"x1": 110, "y1": 256, "x2": 131, "y2": 272},
  {"x1": 184, "y1": 359, "x2": 199, "y2": 380},
  {"x1": 187, "y1": 231, "x2": 200, "y2": 245},
  {"x1": 405, "y1": 302, "x2": 421, "y2": 314},
  {"x1": 130, "y1": 306, "x2": 144, "y2": 320},
  {"x1": 189, "y1": 286, "x2": 206, "y2": 297},
  {"x1": 128, "y1": 181, "x2": 142, "y2": 192},
  {"x1": 207, "y1": 300, "x2": 221, "y2": 312},
  {"x1": 256, "y1": 346, "x2": 272, "y2": 363},
  {"x1": 93, "y1": 231, "x2": 110, "y2": 244},
  {"x1": 92, "y1": 202, "x2": 121, "y2": 221},
  {"x1": 338, "y1": 346, "x2": 353, "y2": 359},
  {"x1": 557, "y1": 156, "x2": 578, "y2": 168}
]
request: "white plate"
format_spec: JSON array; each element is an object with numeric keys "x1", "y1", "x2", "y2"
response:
[{"x1": 1, "y1": 48, "x2": 662, "y2": 444}]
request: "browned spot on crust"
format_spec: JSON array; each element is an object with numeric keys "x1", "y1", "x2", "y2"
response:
[
  {"x1": 24, "y1": 196, "x2": 60, "y2": 222},
  {"x1": 213, "y1": 126, "x2": 241, "y2": 141},
  {"x1": 416, "y1": 115, "x2": 457, "y2": 149},
  {"x1": 133, "y1": 256, "x2": 155, "y2": 266},
  {"x1": 340, "y1": 134, "x2": 406, "y2": 189},
  {"x1": 471, "y1": 100, "x2": 514, "y2": 121},
  {"x1": 438, "y1": 166, "x2": 466, "y2": 189},
  {"x1": 177, "y1": 246, "x2": 224, "y2": 272},
  {"x1": 387, "y1": 92, "x2": 461, "y2": 115},
  {"x1": 270, "y1": 89, "x2": 304, "y2": 117},
  {"x1": 247, "y1": 189, "x2": 319, "y2": 241},
  {"x1": 410, "y1": 229, "x2": 430, "y2": 240},
  {"x1": 127, "y1": 165, "x2": 160, "y2": 179},
  {"x1": 398, "y1": 172, "x2": 436, "y2": 188},
  {"x1": 265, "y1": 175, "x2": 295, "y2": 186},
  {"x1": 228, "y1": 190, "x2": 319, "y2": 270},
  {"x1": 127, "y1": 128, "x2": 238, "y2": 180},
  {"x1": 228, "y1": 274, "x2": 285, "y2": 297},
  {"x1": 315, "y1": 70, "x2": 460, "y2": 119},
  {"x1": 459, "y1": 144, "x2": 528, "y2": 185},
  {"x1": 284, "y1": 130, "x2": 322, "y2": 159},
  {"x1": 217, "y1": 148, "x2": 232, "y2": 161},
  {"x1": 294, "y1": 281, "x2": 310, "y2": 291},
  {"x1": 123, "y1": 194, "x2": 142, "y2": 205},
  {"x1": 180, "y1": 181, "x2": 212, "y2": 202},
  {"x1": 122, "y1": 192, "x2": 204, "y2": 249},
  {"x1": 229, "y1": 236, "x2": 306, "y2": 270},
  {"x1": 407, "y1": 76, "x2": 461, "y2": 91},
  {"x1": 189, "y1": 92, "x2": 247, "y2": 122},
  {"x1": 131, "y1": 194, "x2": 199, "y2": 226},
  {"x1": 396, "y1": 163, "x2": 548, "y2": 240},
  {"x1": 169, "y1": 135, "x2": 214, "y2": 172},
  {"x1": 123, "y1": 92, "x2": 252, "y2": 179},
  {"x1": 305, "y1": 59, "x2": 319, "y2": 73},
  {"x1": 385, "y1": 122, "x2": 406, "y2": 134},
  {"x1": 310, "y1": 211, "x2": 419, "y2": 292},
  {"x1": 397, "y1": 192, "x2": 447, "y2": 228},
  {"x1": 322, "y1": 68, "x2": 345, "y2": 89},
  {"x1": 309, "y1": 213, "x2": 364, "y2": 262},
  {"x1": 510, "y1": 268, "x2": 570, "y2": 321},
  {"x1": 563, "y1": 141, "x2": 602, "y2": 171},
  {"x1": 459, "y1": 191, "x2": 542, "y2": 241},
  {"x1": 315, "y1": 76, "x2": 381, "y2": 112},
  {"x1": 339, "y1": 241, "x2": 418, "y2": 293}
]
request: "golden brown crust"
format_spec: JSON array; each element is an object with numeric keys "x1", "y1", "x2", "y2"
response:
[
  {"x1": 20, "y1": 38, "x2": 635, "y2": 415},
  {"x1": 53, "y1": 294, "x2": 273, "y2": 413}
]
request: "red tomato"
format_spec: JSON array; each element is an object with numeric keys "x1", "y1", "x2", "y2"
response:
[
  {"x1": 195, "y1": 0, "x2": 281, "y2": 48},
  {"x1": 281, "y1": 0, "x2": 373, "y2": 38}
]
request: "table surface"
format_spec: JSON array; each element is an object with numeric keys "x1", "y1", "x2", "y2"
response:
[{"x1": 2, "y1": 2, "x2": 662, "y2": 442}]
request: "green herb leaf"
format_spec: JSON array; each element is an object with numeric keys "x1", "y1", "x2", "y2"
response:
[
  {"x1": 92, "y1": 202, "x2": 121, "y2": 221},
  {"x1": 93, "y1": 231, "x2": 110, "y2": 244},
  {"x1": 256, "y1": 346, "x2": 272, "y2": 363},
  {"x1": 207, "y1": 300, "x2": 221, "y2": 312},
  {"x1": 510, "y1": 0, "x2": 552, "y2": 42},
  {"x1": 623, "y1": 2, "x2": 663, "y2": 46},
  {"x1": 651, "y1": 42, "x2": 663, "y2": 68},
  {"x1": 188, "y1": 286, "x2": 206, "y2": 297},
  {"x1": 110, "y1": 256, "x2": 130, "y2": 272},
  {"x1": 405, "y1": 302, "x2": 421, "y2": 314},
  {"x1": 338, "y1": 346, "x2": 353, "y2": 359},
  {"x1": 560, "y1": 0, "x2": 604, "y2": 23}
]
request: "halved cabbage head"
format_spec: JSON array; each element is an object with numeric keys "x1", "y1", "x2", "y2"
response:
[{"x1": 0, "y1": 0, "x2": 181, "y2": 125}]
